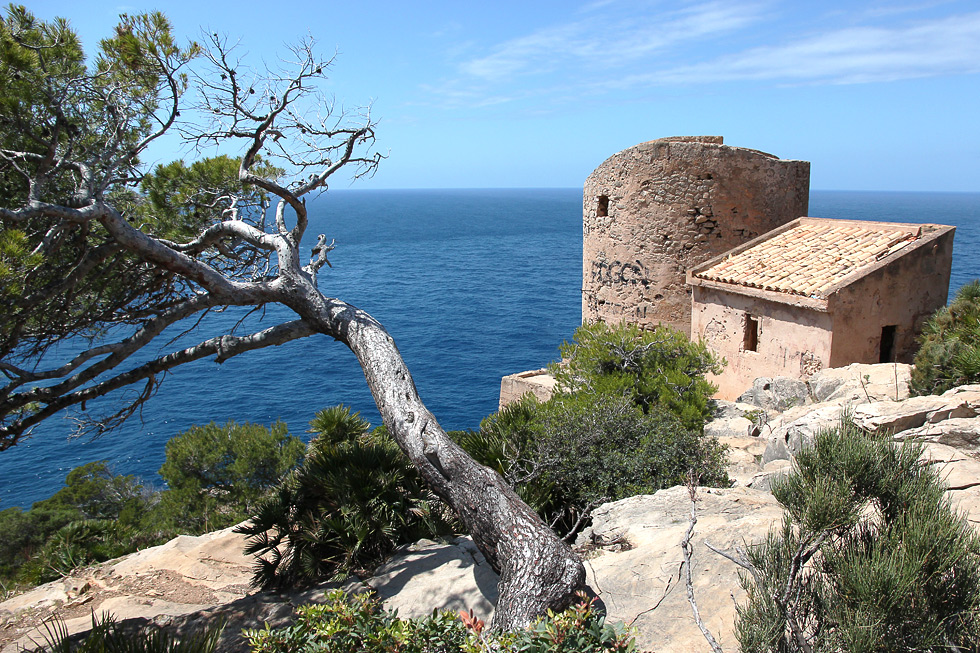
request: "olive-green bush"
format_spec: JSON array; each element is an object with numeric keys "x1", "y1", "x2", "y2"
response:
[
  {"x1": 456, "y1": 391, "x2": 729, "y2": 538},
  {"x1": 154, "y1": 420, "x2": 305, "y2": 533},
  {"x1": 736, "y1": 418, "x2": 980, "y2": 652},
  {"x1": 911, "y1": 279, "x2": 980, "y2": 396},
  {"x1": 1, "y1": 421, "x2": 303, "y2": 590},
  {"x1": 0, "y1": 461, "x2": 154, "y2": 586}
]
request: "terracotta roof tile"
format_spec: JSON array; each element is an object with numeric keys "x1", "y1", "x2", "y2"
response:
[{"x1": 693, "y1": 221, "x2": 920, "y2": 298}]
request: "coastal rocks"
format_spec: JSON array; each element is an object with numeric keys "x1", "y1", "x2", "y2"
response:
[
  {"x1": 576, "y1": 486, "x2": 784, "y2": 653},
  {"x1": 0, "y1": 526, "x2": 255, "y2": 652},
  {"x1": 851, "y1": 386, "x2": 980, "y2": 433},
  {"x1": 807, "y1": 363, "x2": 911, "y2": 404},
  {"x1": 367, "y1": 537, "x2": 499, "y2": 623},
  {"x1": 737, "y1": 377, "x2": 810, "y2": 412}
]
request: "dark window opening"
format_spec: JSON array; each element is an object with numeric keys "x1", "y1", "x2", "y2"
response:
[
  {"x1": 879, "y1": 325, "x2": 897, "y2": 363},
  {"x1": 597, "y1": 195, "x2": 609, "y2": 217},
  {"x1": 744, "y1": 314, "x2": 759, "y2": 352}
]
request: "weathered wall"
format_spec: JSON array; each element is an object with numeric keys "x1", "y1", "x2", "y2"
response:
[
  {"x1": 498, "y1": 369, "x2": 556, "y2": 408},
  {"x1": 828, "y1": 225, "x2": 955, "y2": 367},
  {"x1": 692, "y1": 286, "x2": 833, "y2": 400},
  {"x1": 583, "y1": 136, "x2": 810, "y2": 334}
]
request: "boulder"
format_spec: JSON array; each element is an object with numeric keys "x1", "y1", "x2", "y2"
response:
[
  {"x1": 367, "y1": 537, "x2": 499, "y2": 623},
  {"x1": 893, "y1": 418, "x2": 980, "y2": 451},
  {"x1": 737, "y1": 377, "x2": 810, "y2": 412},
  {"x1": 919, "y1": 442, "x2": 980, "y2": 528},
  {"x1": 807, "y1": 363, "x2": 911, "y2": 404},
  {"x1": 851, "y1": 390, "x2": 980, "y2": 434},
  {"x1": 763, "y1": 404, "x2": 845, "y2": 463},
  {"x1": 577, "y1": 487, "x2": 784, "y2": 653}
]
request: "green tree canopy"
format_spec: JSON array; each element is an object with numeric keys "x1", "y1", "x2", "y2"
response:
[{"x1": 551, "y1": 321, "x2": 723, "y2": 430}]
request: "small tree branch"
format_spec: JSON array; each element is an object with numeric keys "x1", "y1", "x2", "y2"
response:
[{"x1": 682, "y1": 475, "x2": 725, "y2": 653}]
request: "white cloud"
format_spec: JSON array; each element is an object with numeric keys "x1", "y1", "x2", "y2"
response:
[
  {"x1": 636, "y1": 10, "x2": 980, "y2": 85},
  {"x1": 458, "y1": 1, "x2": 766, "y2": 81},
  {"x1": 427, "y1": 2, "x2": 980, "y2": 110}
]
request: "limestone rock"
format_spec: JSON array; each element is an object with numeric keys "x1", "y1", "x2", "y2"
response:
[
  {"x1": 577, "y1": 487, "x2": 784, "y2": 653},
  {"x1": 738, "y1": 377, "x2": 810, "y2": 412},
  {"x1": 763, "y1": 404, "x2": 845, "y2": 463},
  {"x1": 807, "y1": 362, "x2": 911, "y2": 404},
  {"x1": 893, "y1": 418, "x2": 980, "y2": 452},
  {"x1": 851, "y1": 390, "x2": 980, "y2": 434},
  {"x1": 919, "y1": 442, "x2": 980, "y2": 528},
  {"x1": 367, "y1": 537, "x2": 498, "y2": 623}
]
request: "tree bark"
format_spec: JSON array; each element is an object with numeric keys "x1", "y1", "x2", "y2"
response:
[{"x1": 288, "y1": 286, "x2": 586, "y2": 630}]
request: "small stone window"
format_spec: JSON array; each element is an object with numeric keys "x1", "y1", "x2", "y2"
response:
[
  {"x1": 744, "y1": 314, "x2": 759, "y2": 352},
  {"x1": 596, "y1": 195, "x2": 609, "y2": 217},
  {"x1": 879, "y1": 325, "x2": 897, "y2": 363}
]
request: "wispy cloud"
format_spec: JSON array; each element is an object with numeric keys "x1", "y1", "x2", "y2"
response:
[
  {"x1": 458, "y1": 1, "x2": 765, "y2": 82},
  {"x1": 425, "y1": 2, "x2": 980, "y2": 111},
  {"x1": 634, "y1": 10, "x2": 980, "y2": 86}
]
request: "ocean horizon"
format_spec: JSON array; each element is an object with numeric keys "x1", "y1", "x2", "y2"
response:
[{"x1": 1, "y1": 188, "x2": 978, "y2": 510}]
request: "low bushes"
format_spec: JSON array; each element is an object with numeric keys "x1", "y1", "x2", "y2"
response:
[
  {"x1": 459, "y1": 391, "x2": 728, "y2": 536},
  {"x1": 0, "y1": 421, "x2": 305, "y2": 590},
  {"x1": 552, "y1": 321, "x2": 723, "y2": 430},
  {"x1": 244, "y1": 589, "x2": 636, "y2": 653},
  {"x1": 456, "y1": 321, "x2": 729, "y2": 537}
]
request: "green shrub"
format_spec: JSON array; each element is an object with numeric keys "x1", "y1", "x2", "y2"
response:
[
  {"x1": 457, "y1": 392, "x2": 728, "y2": 538},
  {"x1": 536, "y1": 391, "x2": 728, "y2": 521},
  {"x1": 237, "y1": 406, "x2": 455, "y2": 589},
  {"x1": 154, "y1": 420, "x2": 305, "y2": 533},
  {"x1": 1, "y1": 421, "x2": 303, "y2": 590},
  {"x1": 735, "y1": 417, "x2": 980, "y2": 652},
  {"x1": 911, "y1": 279, "x2": 980, "y2": 396},
  {"x1": 551, "y1": 321, "x2": 722, "y2": 430},
  {"x1": 0, "y1": 461, "x2": 154, "y2": 586},
  {"x1": 244, "y1": 588, "x2": 636, "y2": 653}
]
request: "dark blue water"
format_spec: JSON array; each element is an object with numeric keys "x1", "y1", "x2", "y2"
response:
[{"x1": 1, "y1": 189, "x2": 977, "y2": 509}]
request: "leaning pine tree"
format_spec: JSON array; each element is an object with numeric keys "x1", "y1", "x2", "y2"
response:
[{"x1": 0, "y1": 8, "x2": 583, "y2": 628}]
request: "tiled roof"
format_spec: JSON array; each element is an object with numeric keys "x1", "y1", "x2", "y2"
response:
[{"x1": 693, "y1": 220, "x2": 921, "y2": 298}]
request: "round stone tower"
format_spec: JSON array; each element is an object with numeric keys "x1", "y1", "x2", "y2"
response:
[{"x1": 582, "y1": 136, "x2": 810, "y2": 335}]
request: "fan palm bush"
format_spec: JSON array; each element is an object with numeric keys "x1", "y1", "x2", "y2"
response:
[{"x1": 237, "y1": 406, "x2": 456, "y2": 589}]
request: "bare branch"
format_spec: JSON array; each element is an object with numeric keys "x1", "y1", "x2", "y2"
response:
[
  {"x1": 682, "y1": 475, "x2": 725, "y2": 653},
  {"x1": 0, "y1": 319, "x2": 316, "y2": 450}
]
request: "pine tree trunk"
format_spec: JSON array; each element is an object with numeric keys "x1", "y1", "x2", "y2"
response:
[{"x1": 293, "y1": 289, "x2": 586, "y2": 630}]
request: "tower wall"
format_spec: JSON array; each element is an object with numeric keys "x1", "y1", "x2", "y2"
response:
[{"x1": 582, "y1": 136, "x2": 810, "y2": 334}]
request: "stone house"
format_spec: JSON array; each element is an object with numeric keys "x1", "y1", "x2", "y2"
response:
[
  {"x1": 687, "y1": 217, "x2": 955, "y2": 400},
  {"x1": 583, "y1": 136, "x2": 810, "y2": 335}
]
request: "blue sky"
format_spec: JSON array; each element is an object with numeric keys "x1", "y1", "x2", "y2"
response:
[{"x1": 31, "y1": 1, "x2": 980, "y2": 191}]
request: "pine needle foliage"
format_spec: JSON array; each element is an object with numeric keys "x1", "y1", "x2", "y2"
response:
[
  {"x1": 236, "y1": 406, "x2": 456, "y2": 589},
  {"x1": 735, "y1": 417, "x2": 980, "y2": 652},
  {"x1": 910, "y1": 279, "x2": 980, "y2": 396},
  {"x1": 551, "y1": 321, "x2": 722, "y2": 430}
]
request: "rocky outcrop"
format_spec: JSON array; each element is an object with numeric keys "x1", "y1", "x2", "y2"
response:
[{"x1": 0, "y1": 527, "x2": 357, "y2": 653}]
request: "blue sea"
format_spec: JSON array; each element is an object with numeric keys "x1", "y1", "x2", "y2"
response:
[{"x1": 1, "y1": 189, "x2": 978, "y2": 509}]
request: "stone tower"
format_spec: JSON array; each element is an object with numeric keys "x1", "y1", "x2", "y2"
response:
[{"x1": 582, "y1": 136, "x2": 810, "y2": 335}]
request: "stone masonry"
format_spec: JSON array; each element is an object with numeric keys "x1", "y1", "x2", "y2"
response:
[{"x1": 582, "y1": 136, "x2": 810, "y2": 335}]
